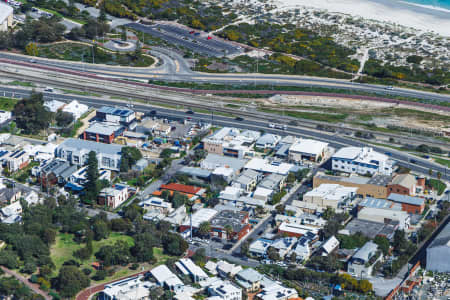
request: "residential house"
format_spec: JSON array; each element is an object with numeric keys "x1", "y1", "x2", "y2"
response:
[
  {"x1": 39, "y1": 159, "x2": 77, "y2": 188},
  {"x1": 216, "y1": 260, "x2": 242, "y2": 278},
  {"x1": 232, "y1": 169, "x2": 261, "y2": 192},
  {"x1": 97, "y1": 184, "x2": 129, "y2": 209},
  {"x1": 255, "y1": 279, "x2": 298, "y2": 300},
  {"x1": 258, "y1": 173, "x2": 285, "y2": 192},
  {"x1": 249, "y1": 239, "x2": 274, "y2": 257},
  {"x1": 175, "y1": 258, "x2": 208, "y2": 283},
  {"x1": 158, "y1": 183, "x2": 206, "y2": 202},
  {"x1": 62, "y1": 100, "x2": 89, "y2": 120},
  {"x1": 5, "y1": 149, "x2": 29, "y2": 172},
  {"x1": 1, "y1": 201, "x2": 22, "y2": 223},
  {"x1": 139, "y1": 197, "x2": 173, "y2": 214},
  {"x1": 290, "y1": 236, "x2": 311, "y2": 262},
  {"x1": 235, "y1": 268, "x2": 263, "y2": 293},
  {"x1": 319, "y1": 235, "x2": 340, "y2": 256},
  {"x1": 271, "y1": 237, "x2": 297, "y2": 258},
  {"x1": 0, "y1": 3, "x2": 13, "y2": 31},
  {"x1": 208, "y1": 280, "x2": 242, "y2": 300},
  {"x1": 0, "y1": 111, "x2": 11, "y2": 124},
  {"x1": 55, "y1": 138, "x2": 123, "y2": 171},
  {"x1": 347, "y1": 241, "x2": 381, "y2": 278},
  {"x1": 151, "y1": 265, "x2": 185, "y2": 293}
]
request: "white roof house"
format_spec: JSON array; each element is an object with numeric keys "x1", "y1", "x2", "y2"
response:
[
  {"x1": 289, "y1": 139, "x2": 329, "y2": 162},
  {"x1": 321, "y1": 235, "x2": 340, "y2": 255},
  {"x1": 62, "y1": 100, "x2": 89, "y2": 119},
  {"x1": 0, "y1": 3, "x2": 13, "y2": 32},
  {"x1": 44, "y1": 100, "x2": 65, "y2": 113},
  {"x1": 208, "y1": 279, "x2": 242, "y2": 300},
  {"x1": 139, "y1": 196, "x2": 173, "y2": 213},
  {"x1": 291, "y1": 236, "x2": 311, "y2": 261},
  {"x1": 217, "y1": 260, "x2": 242, "y2": 278},
  {"x1": 151, "y1": 265, "x2": 185, "y2": 292},
  {"x1": 303, "y1": 184, "x2": 358, "y2": 209},
  {"x1": 245, "y1": 158, "x2": 294, "y2": 176},
  {"x1": 176, "y1": 258, "x2": 208, "y2": 283},
  {"x1": 332, "y1": 147, "x2": 394, "y2": 175},
  {"x1": 249, "y1": 239, "x2": 274, "y2": 257},
  {"x1": 101, "y1": 275, "x2": 153, "y2": 300},
  {"x1": 278, "y1": 222, "x2": 320, "y2": 237},
  {"x1": 181, "y1": 208, "x2": 217, "y2": 228}
]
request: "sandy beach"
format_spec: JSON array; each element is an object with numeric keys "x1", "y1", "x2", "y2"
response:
[{"x1": 273, "y1": 0, "x2": 450, "y2": 36}]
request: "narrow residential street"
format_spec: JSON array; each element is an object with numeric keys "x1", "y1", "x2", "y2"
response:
[{"x1": 0, "y1": 266, "x2": 51, "y2": 300}]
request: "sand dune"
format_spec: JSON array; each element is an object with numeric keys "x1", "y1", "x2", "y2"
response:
[{"x1": 274, "y1": 0, "x2": 450, "y2": 36}]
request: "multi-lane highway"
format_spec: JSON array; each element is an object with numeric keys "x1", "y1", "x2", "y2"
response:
[
  {"x1": 0, "y1": 86, "x2": 448, "y2": 181},
  {"x1": 1, "y1": 51, "x2": 449, "y2": 105}
]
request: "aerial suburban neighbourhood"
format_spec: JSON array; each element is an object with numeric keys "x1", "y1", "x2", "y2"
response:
[{"x1": 0, "y1": 0, "x2": 448, "y2": 299}]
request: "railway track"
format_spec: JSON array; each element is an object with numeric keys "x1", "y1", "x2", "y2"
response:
[{"x1": 0, "y1": 63, "x2": 449, "y2": 149}]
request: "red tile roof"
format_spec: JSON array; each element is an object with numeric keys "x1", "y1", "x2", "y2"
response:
[{"x1": 160, "y1": 183, "x2": 202, "y2": 195}]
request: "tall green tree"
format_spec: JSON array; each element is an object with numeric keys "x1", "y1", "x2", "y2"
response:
[
  {"x1": 13, "y1": 92, "x2": 53, "y2": 134},
  {"x1": 57, "y1": 266, "x2": 90, "y2": 298},
  {"x1": 84, "y1": 151, "x2": 99, "y2": 203}
]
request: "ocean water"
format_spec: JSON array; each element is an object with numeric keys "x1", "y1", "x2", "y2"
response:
[{"x1": 401, "y1": 0, "x2": 450, "y2": 11}]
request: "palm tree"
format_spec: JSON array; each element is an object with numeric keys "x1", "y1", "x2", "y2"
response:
[
  {"x1": 224, "y1": 224, "x2": 233, "y2": 240},
  {"x1": 198, "y1": 221, "x2": 211, "y2": 237}
]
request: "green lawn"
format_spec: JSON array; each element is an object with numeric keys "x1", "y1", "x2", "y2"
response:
[
  {"x1": 0, "y1": 97, "x2": 18, "y2": 111},
  {"x1": 51, "y1": 232, "x2": 134, "y2": 275}
]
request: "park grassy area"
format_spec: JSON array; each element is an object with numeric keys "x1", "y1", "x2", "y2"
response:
[
  {"x1": 37, "y1": 42, "x2": 155, "y2": 67},
  {"x1": 0, "y1": 97, "x2": 18, "y2": 111},
  {"x1": 51, "y1": 232, "x2": 134, "y2": 275}
]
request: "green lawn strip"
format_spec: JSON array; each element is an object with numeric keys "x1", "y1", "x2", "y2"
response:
[
  {"x1": 431, "y1": 156, "x2": 450, "y2": 168},
  {"x1": 4, "y1": 81, "x2": 35, "y2": 87},
  {"x1": 61, "y1": 89, "x2": 101, "y2": 97},
  {"x1": 37, "y1": 7, "x2": 87, "y2": 25},
  {"x1": 258, "y1": 107, "x2": 347, "y2": 123},
  {"x1": 0, "y1": 97, "x2": 18, "y2": 111}
]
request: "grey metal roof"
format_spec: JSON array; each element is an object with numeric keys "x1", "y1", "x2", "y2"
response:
[
  {"x1": 85, "y1": 122, "x2": 123, "y2": 135},
  {"x1": 235, "y1": 169, "x2": 260, "y2": 185},
  {"x1": 352, "y1": 241, "x2": 378, "y2": 262},
  {"x1": 202, "y1": 153, "x2": 246, "y2": 171},
  {"x1": 259, "y1": 173, "x2": 284, "y2": 190},
  {"x1": 98, "y1": 106, "x2": 134, "y2": 117},
  {"x1": 178, "y1": 166, "x2": 211, "y2": 178},
  {"x1": 58, "y1": 138, "x2": 123, "y2": 155},
  {"x1": 236, "y1": 268, "x2": 263, "y2": 283},
  {"x1": 387, "y1": 193, "x2": 424, "y2": 206},
  {"x1": 428, "y1": 222, "x2": 450, "y2": 249}
]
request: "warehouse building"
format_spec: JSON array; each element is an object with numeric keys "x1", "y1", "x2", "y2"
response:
[{"x1": 426, "y1": 222, "x2": 450, "y2": 273}]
